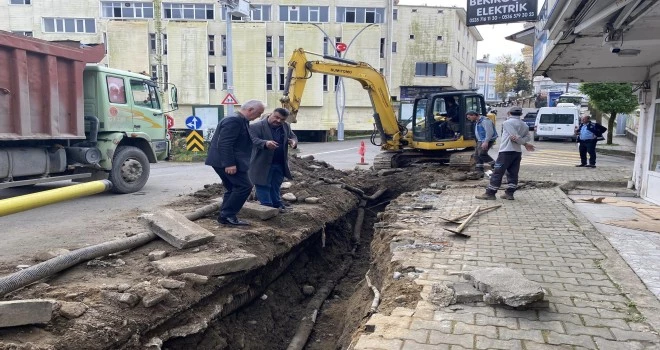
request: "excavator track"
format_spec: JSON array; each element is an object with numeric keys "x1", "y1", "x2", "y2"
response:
[{"x1": 373, "y1": 149, "x2": 475, "y2": 170}]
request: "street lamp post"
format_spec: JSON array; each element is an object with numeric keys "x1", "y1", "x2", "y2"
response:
[
  {"x1": 311, "y1": 23, "x2": 376, "y2": 141},
  {"x1": 224, "y1": 1, "x2": 235, "y2": 116}
]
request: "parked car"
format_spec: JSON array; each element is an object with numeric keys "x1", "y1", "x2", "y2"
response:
[
  {"x1": 533, "y1": 107, "x2": 580, "y2": 142},
  {"x1": 523, "y1": 111, "x2": 537, "y2": 131}
]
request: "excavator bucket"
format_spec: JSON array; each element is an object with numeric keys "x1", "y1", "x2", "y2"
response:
[{"x1": 448, "y1": 151, "x2": 475, "y2": 168}]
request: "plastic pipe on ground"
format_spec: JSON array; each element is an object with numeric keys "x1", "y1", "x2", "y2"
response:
[{"x1": 0, "y1": 180, "x2": 112, "y2": 217}]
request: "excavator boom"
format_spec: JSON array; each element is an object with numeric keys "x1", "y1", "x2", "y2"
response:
[{"x1": 280, "y1": 48, "x2": 405, "y2": 151}]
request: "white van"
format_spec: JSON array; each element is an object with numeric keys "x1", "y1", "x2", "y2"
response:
[{"x1": 534, "y1": 107, "x2": 580, "y2": 142}]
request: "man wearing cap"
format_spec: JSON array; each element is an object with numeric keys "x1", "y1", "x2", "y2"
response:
[
  {"x1": 476, "y1": 106, "x2": 535, "y2": 200},
  {"x1": 466, "y1": 110, "x2": 497, "y2": 175}
]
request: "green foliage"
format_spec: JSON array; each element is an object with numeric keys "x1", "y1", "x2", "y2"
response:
[
  {"x1": 579, "y1": 83, "x2": 638, "y2": 144},
  {"x1": 169, "y1": 135, "x2": 208, "y2": 162},
  {"x1": 494, "y1": 55, "x2": 517, "y2": 101},
  {"x1": 513, "y1": 61, "x2": 532, "y2": 95}
]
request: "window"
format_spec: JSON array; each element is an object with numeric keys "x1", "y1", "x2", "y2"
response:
[
  {"x1": 464, "y1": 96, "x2": 484, "y2": 116},
  {"x1": 162, "y1": 34, "x2": 168, "y2": 54},
  {"x1": 392, "y1": 42, "x2": 397, "y2": 53},
  {"x1": 151, "y1": 65, "x2": 158, "y2": 80},
  {"x1": 380, "y1": 38, "x2": 385, "y2": 58},
  {"x1": 103, "y1": 32, "x2": 108, "y2": 54},
  {"x1": 10, "y1": 0, "x2": 30, "y2": 4},
  {"x1": 323, "y1": 75, "x2": 328, "y2": 92},
  {"x1": 43, "y1": 18, "x2": 96, "y2": 33},
  {"x1": 539, "y1": 114, "x2": 576, "y2": 124},
  {"x1": 131, "y1": 80, "x2": 160, "y2": 109},
  {"x1": 251, "y1": 4, "x2": 271, "y2": 21},
  {"x1": 221, "y1": 35, "x2": 226, "y2": 56},
  {"x1": 336, "y1": 7, "x2": 385, "y2": 23},
  {"x1": 163, "y1": 64, "x2": 169, "y2": 84},
  {"x1": 457, "y1": 41, "x2": 460, "y2": 56},
  {"x1": 209, "y1": 66, "x2": 216, "y2": 89},
  {"x1": 279, "y1": 67, "x2": 285, "y2": 91},
  {"x1": 334, "y1": 76, "x2": 340, "y2": 91},
  {"x1": 107, "y1": 76, "x2": 126, "y2": 104},
  {"x1": 414, "y1": 62, "x2": 448, "y2": 77},
  {"x1": 279, "y1": 6, "x2": 328, "y2": 22},
  {"x1": 101, "y1": 2, "x2": 153, "y2": 19},
  {"x1": 266, "y1": 36, "x2": 273, "y2": 57},
  {"x1": 323, "y1": 37, "x2": 329, "y2": 56},
  {"x1": 489, "y1": 69, "x2": 495, "y2": 81},
  {"x1": 437, "y1": 35, "x2": 443, "y2": 41},
  {"x1": 149, "y1": 33, "x2": 156, "y2": 53},
  {"x1": 478, "y1": 67, "x2": 485, "y2": 82},
  {"x1": 163, "y1": 3, "x2": 214, "y2": 20},
  {"x1": 460, "y1": 70, "x2": 464, "y2": 84},
  {"x1": 411, "y1": 9, "x2": 417, "y2": 12},
  {"x1": 266, "y1": 67, "x2": 273, "y2": 91},
  {"x1": 651, "y1": 101, "x2": 660, "y2": 171},
  {"x1": 379, "y1": 68, "x2": 384, "y2": 74},
  {"x1": 12, "y1": 31, "x2": 32, "y2": 36},
  {"x1": 393, "y1": 8, "x2": 398, "y2": 20},
  {"x1": 208, "y1": 35, "x2": 215, "y2": 55},
  {"x1": 438, "y1": 9, "x2": 443, "y2": 14},
  {"x1": 222, "y1": 66, "x2": 227, "y2": 90},
  {"x1": 279, "y1": 36, "x2": 285, "y2": 58},
  {"x1": 409, "y1": 34, "x2": 414, "y2": 40}
]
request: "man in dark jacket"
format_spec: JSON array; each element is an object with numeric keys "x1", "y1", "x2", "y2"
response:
[
  {"x1": 205, "y1": 100, "x2": 265, "y2": 226},
  {"x1": 574, "y1": 115, "x2": 607, "y2": 168},
  {"x1": 249, "y1": 108, "x2": 298, "y2": 212}
]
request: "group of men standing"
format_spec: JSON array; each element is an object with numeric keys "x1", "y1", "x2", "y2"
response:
[{"x1": 205, "y1": 100, "x2": 298, "y2": 226}]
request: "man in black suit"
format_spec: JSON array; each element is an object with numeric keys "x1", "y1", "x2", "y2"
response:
[{"x1": 205, "y1": 100, "x2": 265, "y2": 226}]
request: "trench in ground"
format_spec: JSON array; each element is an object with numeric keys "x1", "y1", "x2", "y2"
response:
[{"x1": 161, "y1": 195, "x2": 398, "y2": 350}]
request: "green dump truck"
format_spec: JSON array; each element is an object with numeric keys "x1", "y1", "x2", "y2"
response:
[{"x1": 0, "y1": 31, "x2": 177, "y2": 193}]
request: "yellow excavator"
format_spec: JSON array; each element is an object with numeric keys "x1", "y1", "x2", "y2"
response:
[{"x1": 280, "y1": 48, "x2": 495, "y2": 170}]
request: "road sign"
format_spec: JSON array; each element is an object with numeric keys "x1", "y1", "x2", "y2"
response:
[
  {"x1": 336, "y1": 42, "x2": 347, "y2": 52},
  {"x1": 166, "y1": 114, "x2": 175, "y2": 129},
  {"x1": 185, "y1": 115, "x2": 202, "y2": 130},
  {"x1": 186, "y1": 130, "x2": 205, "y2": 152},
  {"x1": 221, "y1": 93, "x2": 238, "y2": 105}
]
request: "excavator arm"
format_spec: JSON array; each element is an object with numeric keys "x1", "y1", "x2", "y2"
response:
[{"x1": 280, "y1": 48, "x2": 406, "y2": 151}]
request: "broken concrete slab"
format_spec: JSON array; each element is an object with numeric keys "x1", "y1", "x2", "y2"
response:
[
  {"x1": 462, "y1": 268, "x2": 545, "y2": 307},
  {"x1": 152, "y1": 250, "x2": 260, "y2": 277},
  {"x1": 142, "y1": 288, "x2": 170, "y2": 308},
  {"x1": 428, "y1": 283, "x2": 454, "y2": 308},
  {"x1": 217, "y1": 199, "x2": 279, "y2": 220},
  {"x1": 140, "y1": 209, "x2": 215, "y2": 249},
  {"x1": 148, "y1": 250, "x2": 168, "y2": 261},
  {"x1": 449, "y1": 282, "x2": 485, "y2": 304},
  {"x1": 0, "y1": 300, "x2": 53, "y2": 328},
  {"x1": 158, "y1": 279, "x2": 185, "y2": 289},
  {"x1": 179, "y1": 273, "x2": 209, "y2": 285}
]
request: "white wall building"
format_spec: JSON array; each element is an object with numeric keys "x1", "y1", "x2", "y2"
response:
[{"x1": 475, "y1": 56, "x2": 500, "y2": 102}]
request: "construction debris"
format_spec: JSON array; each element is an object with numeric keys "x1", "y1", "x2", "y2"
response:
[{"x1": 461, "y1": 268, "x2": 545, "y2": 307}]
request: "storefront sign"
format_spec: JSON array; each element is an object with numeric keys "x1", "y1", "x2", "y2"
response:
[{"x1": 467, "y1": 0, "x2": 538, "y2": 26}]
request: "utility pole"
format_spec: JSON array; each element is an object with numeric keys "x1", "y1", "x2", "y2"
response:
[{"x1": 224, "y1": 1, "x2": 235, "y2": 116}]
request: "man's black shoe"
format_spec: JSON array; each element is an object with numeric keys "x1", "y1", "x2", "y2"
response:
[
  {"x1": 586, "y1": 164, "x2": 596, "y2": 168},
  {"x1": 575, "y1": 164, "x2": 586, "y2": 167},
  {"x1": 218, "y1": 217, "x2": 250, "y2": 226}
]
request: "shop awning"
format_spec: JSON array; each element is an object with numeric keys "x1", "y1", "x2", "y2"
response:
[
  {"x1": 533, "y1": 0, "x2": 660, "y2": 82},
  {"x1": 505, "y1": 27, "x2": 535, "y2": 47}
]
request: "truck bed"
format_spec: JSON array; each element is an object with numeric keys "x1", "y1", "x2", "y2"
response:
[{"x1": 0, "y1": 31, "x2": 105, "y2": 141}]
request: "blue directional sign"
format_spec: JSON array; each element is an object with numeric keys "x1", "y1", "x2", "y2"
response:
[{"x1": 185, "y1": 115, "x2": 202, "y2": 130}]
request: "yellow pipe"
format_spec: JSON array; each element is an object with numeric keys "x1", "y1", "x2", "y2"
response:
[{"x1": 0, "y1": 180, "x2": 112, "y2": 217}]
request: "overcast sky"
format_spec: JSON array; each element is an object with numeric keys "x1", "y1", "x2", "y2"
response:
[{"x1": 399, "y1": 0, "x2": 545, "y2": 62}]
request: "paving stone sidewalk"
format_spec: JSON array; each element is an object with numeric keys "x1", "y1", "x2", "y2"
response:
[{"x1": 353, "y1": 180, "x2": 660, "y2": 350}]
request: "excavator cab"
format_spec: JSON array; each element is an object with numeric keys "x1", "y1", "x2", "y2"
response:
[{"x1": 410, "y1": 91, "x2": 488, "y2": 149}]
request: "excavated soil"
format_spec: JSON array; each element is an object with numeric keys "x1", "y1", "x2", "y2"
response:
[{"x1": 0, "y1": 155, "x2": 545, "y2": 350}]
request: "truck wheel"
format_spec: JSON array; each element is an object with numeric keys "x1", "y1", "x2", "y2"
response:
[{"x1": 108, "y1": 146, "x2": 150, "y2": 194}]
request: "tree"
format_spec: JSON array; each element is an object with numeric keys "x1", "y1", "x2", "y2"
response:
[
  {"x1": 494, "y1": 55, "x2": 516, "y2": 101},
  {"x1": 579, "y1": 83, "x2": 638, "y2": 144},
  {"x1": 513, "y1": 61, "x2": 532, "y2": 95}
]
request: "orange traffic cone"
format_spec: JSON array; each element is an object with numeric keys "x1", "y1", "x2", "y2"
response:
[{"x1": 357, "y1": 140, "x2": 368, "y2": 165}]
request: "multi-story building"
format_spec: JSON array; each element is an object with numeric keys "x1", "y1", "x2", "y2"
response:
[
  {"x1": 1, "y1": 0, "x2": 480, "y2": 140},
  {"x1": 475, "y1": 55, "x2": 500, "y2": 103}
]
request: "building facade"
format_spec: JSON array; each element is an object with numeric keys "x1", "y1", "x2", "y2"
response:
[
  {"x1": 475, "y1": 56, "x2": 499, "y2": 103},
  {"x1": 1, "y1": 0, "x2": 480, "y2": 140}
]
